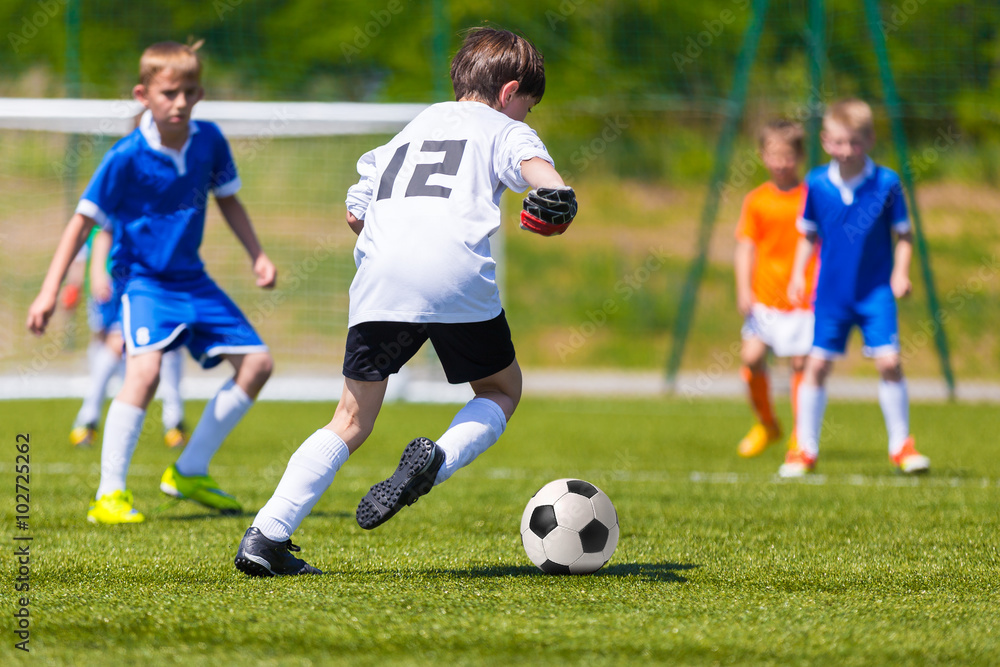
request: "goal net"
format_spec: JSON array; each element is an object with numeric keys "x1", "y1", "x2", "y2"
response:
[{"x1": 0, "y1": 98, "x2": 426, "y2": 381}]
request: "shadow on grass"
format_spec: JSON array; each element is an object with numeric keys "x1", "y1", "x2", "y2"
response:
[
  {"x1": 422, "y1": 561, "x2": 698, "y2": 583},
  {"x1": 157, "y1": 509, "x2": 354, "y2": 522}
]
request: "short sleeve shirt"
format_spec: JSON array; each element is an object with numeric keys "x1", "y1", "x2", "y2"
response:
[
  {"x1": 345, "y1": 101, "x2": 553, "y2": 325},
  {"x1": 76, "y1": 110, "x2": 241, "y2": 282}
]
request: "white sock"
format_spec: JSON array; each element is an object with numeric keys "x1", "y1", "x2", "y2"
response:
[
  {"x1": 159, "y1": 348, "x2": 185, "y2": 430},
  {"x1": 76, "y1": 342, "x2": 123, "y2": 427},
  {"x1": 433, "y1": 397, "x2": 507, "y2": 485},
  {"x1": 175, "y1": 379, "x2": 252, "y2": 476},
  {"x1": 796, "y1": 383, "x2": 827, "y2": 459},
  {"x1": 252, "y1": 429, "x2": 350, "y2": 541},
  {"x1": 96, "y1": 400, "x2": 145, "y2": 498},
  {"x1": 879, "y1": 379, "x2": 910, "y2": 455}
]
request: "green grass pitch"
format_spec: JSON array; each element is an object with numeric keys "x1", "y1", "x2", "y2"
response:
[{"x1": 1, "y1": 397, "x2": 998, "y2": 665}]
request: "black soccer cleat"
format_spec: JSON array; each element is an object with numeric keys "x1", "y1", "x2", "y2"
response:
[
  {"x1": 234, "y1": 527, "x2": 323, "y2": 577},
  {"x1": 356, "y1": 437, "x2": 445, "y2": 530}
]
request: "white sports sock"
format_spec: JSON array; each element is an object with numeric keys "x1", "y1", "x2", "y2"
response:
[
  {"x1": 252, "y1": 429, "x2": 350, "y2": 542},
  {"x1": 175, "y1": 379, "x2": 252, "y2": 476},
  {"x1": 96, "y1": 400, "x2": 146, "y2": 498},
  {"x1": 159, "y1": 348, "x2": 185, "y2": 430},
  {"x1": 878, "y1": 379, "x2": 910, "y2": 455},
  {"x1": 433, "y1": 397, "x2": 507, "y2": 485},
  {"x1": 76, "y1": 342, "x2": 123, "y2": 427},
  {"x1": 796, "y1": 383, "x2": 827, "y2": 459}
]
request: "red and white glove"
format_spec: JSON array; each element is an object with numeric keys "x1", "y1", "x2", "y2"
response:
[{"x1": 520, "y1": 186, "x2": 577, "y2": 237}]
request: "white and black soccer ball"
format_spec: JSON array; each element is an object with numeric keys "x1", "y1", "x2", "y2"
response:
[{"x1": 520, "y1": 478, "x2": 619, "y2": 575}]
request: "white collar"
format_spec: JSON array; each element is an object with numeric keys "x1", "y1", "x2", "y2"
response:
[
  {"x1": 827, "y1": 157, "x2": 875, "y2": 205},
  {"x1": 138, "y1": 109, "x2": 199, "y2": 175}
]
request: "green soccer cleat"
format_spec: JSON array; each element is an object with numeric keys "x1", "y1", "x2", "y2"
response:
[
  {"x1": 87, "y1": 490, "x2": 145, "y2": 525},
  {"x1": 160, "y1": 464, "x2": 242, "y2": 514}
]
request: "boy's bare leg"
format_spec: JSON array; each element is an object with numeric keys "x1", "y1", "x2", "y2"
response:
[{"x1": 252, "y1": 378, "x2": 388, "y2": 541}]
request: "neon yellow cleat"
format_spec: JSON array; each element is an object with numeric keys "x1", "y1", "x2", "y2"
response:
[
  {"x1": 70, "y1": 424, "x2": 97, "y2": 448},
  {"x1": 737, "y1": 422, "x2": 782, "y2": 458},
  {"x1": 87, "y1": 490, "x2": 145, "y2": 524},
  {"x1": 163, "y1": 423, "x2": 189, "y2": 449},
  {"x1": 160, "y1": 464, "x2": 242, "y2": 514},
  {"x1": 890, "y1": 436, "x2": 930, "y2": 474}
]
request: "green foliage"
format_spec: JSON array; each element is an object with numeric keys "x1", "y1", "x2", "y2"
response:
[{"x1": 1, "y1": 397, "x2": 998, "y2": 664}]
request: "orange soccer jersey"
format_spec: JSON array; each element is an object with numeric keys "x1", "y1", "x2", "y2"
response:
[{"x1": 735, "y1": 181, "x2": 815, "y2": 311}]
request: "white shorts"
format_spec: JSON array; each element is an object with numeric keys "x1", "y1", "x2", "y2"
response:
[{"x1": 741, "y1": 304, "x2": 814, "y2": 358}]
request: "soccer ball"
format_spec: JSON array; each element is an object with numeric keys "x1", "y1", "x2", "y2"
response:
[{"x1": 520, "y1": 478, "x2": 619, "y2": 574}]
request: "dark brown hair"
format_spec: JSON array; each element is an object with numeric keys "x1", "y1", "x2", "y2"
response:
[
  {"x1": 450, "y1": 27, "x2": 545, "y2": 105},
  {"x1": 758, "y1": 119, "x2": 805, "y2": 157}
]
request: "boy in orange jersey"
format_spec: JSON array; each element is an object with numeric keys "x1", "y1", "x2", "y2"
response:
[{"x1": 733, "y1": 120, "x2": 815, "y2": 457}]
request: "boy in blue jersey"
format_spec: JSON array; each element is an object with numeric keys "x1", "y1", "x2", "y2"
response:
[
  {"x1": 782, "y1": 98, "x2": 930, "y2": 477},
  {"x1": 27, "y1": 41, "x2": 276, "y2": 523}
]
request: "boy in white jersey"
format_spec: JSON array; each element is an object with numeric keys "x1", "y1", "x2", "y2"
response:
[
  {"x1": 27, "y1": 41, "x2": 276, "y2": 524},
  {"x1": 236, "y1": 27, "x2": 577, "y2": 577}
]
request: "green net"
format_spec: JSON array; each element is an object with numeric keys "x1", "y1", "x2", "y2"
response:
[{"x1": 1, "y1": 1, "x2": 998, "y2": 383}]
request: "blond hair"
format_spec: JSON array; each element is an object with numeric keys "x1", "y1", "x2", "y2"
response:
[
  {"x1": 824, "y1": 98, "x2": 874, "y2": 137},
  {"x1": 758, "y1": 119, "x2": 805, "y2": 157},
  {"x1": 139, "y1": 40, "x2": 204, "y2": 86}
]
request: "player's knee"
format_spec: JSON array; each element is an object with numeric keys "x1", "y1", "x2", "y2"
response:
[
  {"x1": 875, "y1": 355, "x2": 902, "y2": 380},
  {"x1": 245, "y1": 352, "x2": 274, "y2": 382}
]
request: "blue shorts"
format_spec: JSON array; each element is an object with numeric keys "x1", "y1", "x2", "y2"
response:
[
  {"x1": 811, "y1": 286, "x2": 899, "y2": 359},
  {"x1": 121, "y1": 274, "x2": 267, "y2": 369},
  {"x1": 86, "y1": 295, "x2": 122, "y2": 335}
]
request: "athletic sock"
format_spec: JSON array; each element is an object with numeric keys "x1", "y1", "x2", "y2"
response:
[
  {"x1": 252, "y1": 429, "x2": 350, "y2": 542},
  {"x1": 790, "y1": 369, "x2": 804, "y2": 435},
  {"x1": 796, "y1": 383, "x2": 827, "y2": 459},
  {"x1": 741, "y1": 365, "x2": 776, "y2": 428},
  {"x1": 76, "y1": 342, "x2": 123, "y2": 427},
  {"x1": 175, "y1": 379, "x2": 252, "y2": 476},
  {"x1": 433, "y1": 397, "x2": 507, "y2": 486},
  {"x1": 159, "y1": 348, "x2": 185, "y2": 430},
  {"x1": 95, "y1": 400, "x2": 145, "y2": 498},
  {"x1": 878, "y1": 379, "x2": 910, "y2": 455}
]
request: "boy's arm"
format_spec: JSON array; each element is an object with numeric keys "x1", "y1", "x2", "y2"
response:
[
  {"x1": 734, "y1": 241, "x2": 756, "y2": 316},
  {"x1": 891, "y1": 231, "x2": 913, "y2": 299},
  {"x1": 89, "y1": 229, "x2": 113, "y2": 302},
  {"x1": 787, "y1": 232, "x2": 818, "y2": 307},
  {"x1": 27, "y1": 213, "x2": 97, "y2": 335},
  {"x1": 520, "y1": 157, "x2": 566, "y2": 190},
  {"x1": 216, "y1": 195, "x2": 276, "y2": 289}
]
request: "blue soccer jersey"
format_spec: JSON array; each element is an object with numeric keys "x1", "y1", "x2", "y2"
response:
[
  {"x1": 798, "y1": 158, "x2": 910, "y2": 313},
  {"x1": 76, "y1": 110, "x2": 241, "y2": 281}
]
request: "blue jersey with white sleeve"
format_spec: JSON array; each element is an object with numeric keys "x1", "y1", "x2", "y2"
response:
[
  {"x1": 76, "y1": 110, "x2": 241, "y2": 282},
  {"x1": 798, "y1": 158, "x2": 909, "y2": 314}
]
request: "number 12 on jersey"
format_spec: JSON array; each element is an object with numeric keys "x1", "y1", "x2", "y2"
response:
[{"x1": 376, "y1": 140, "x2": 467, "y2": 201}]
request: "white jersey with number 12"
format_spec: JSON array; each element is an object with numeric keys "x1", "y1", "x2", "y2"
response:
[{"x1": 345, "y1": 101, "x2": 553, "y2": 326}]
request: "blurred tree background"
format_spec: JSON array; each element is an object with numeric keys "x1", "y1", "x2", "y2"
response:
[{"x1": 2, "y1": 0, "x2": 999, "y2": 381}]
